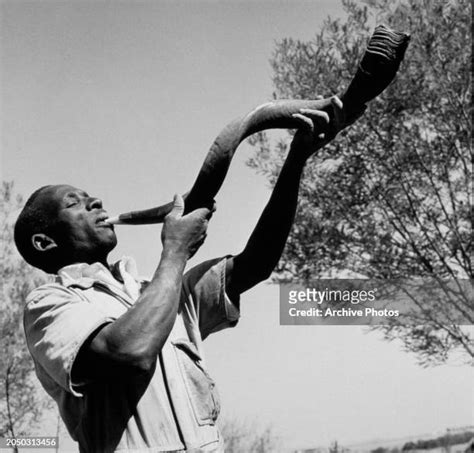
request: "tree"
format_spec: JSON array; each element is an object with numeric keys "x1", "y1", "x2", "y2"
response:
[
  {"x1": 0, "y1": 182, "x2": 51, "y2": 449},
  {"x1": 401, "y1": 430, "x2": 474, "y2": 451},
  {"x1": 248, "y1": 0, "x2": 472, "y2": 365}
]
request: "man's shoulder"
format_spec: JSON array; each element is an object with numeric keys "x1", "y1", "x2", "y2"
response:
[{"x1": 25, "y1": 281, "x2": 79, "y2": 307}]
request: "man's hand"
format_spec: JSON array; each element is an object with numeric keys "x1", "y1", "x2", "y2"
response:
[
  {"x1": 73, "y1": 194, "x2": 215, "y2": 380},
  {"x1": 290, "y1": 95, "x2": 366, "y2": 161},
  {"x1": 162, "y1": 194, "x2": 214, "y2": 259}
]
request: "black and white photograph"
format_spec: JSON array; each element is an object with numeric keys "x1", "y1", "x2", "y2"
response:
[{"x1": 0, "y1": 1, "x2": 472, "y2": 452}]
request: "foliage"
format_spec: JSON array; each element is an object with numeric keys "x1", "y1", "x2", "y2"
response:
[
  {"x1": 248, "y1": 0, "x2": 472, "y2": 365},
  {"x1": 401, "y1": 431, "x2": 474, "y2": 450},
  {"x1": 371, "y1": 448, "x2": 400, "y2": 453},
  {"x1": 219, "y1": 416, "x2": 279, "y2": 453},
  {"x1": 0, "y1": 182, "x2": 51, "y2": 444}
]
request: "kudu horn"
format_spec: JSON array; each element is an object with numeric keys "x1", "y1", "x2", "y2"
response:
[{"x1": 107, "y1": 25, "x2": 410, "y2": 225}]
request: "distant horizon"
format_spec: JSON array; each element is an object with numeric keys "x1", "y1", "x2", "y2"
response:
[{"x1": 343, "y1": 424, "x2": 474, "y2": 450}]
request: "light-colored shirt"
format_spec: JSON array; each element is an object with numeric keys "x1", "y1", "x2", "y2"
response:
[{"x1": 23, "y1": 256, "x2": 239, "y2": 453}]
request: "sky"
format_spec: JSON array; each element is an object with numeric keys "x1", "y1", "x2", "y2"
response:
[{"x1": 1, "y1": 1, "x2": 472, "y2": 451}]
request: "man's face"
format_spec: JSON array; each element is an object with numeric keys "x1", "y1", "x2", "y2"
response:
[{"x1": 44, "y1": 185, "x2": 117, "y2": 263}]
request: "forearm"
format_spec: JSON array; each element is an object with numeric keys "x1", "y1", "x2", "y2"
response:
[
  {"x1": 230, "y1": 144, "x2": 306, "y2": 293},
  {"x1": 92, "y1": 247, "x2": 187, "y2": 371}
]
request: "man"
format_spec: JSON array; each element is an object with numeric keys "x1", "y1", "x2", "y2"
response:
[{"x1": 15, "y1": 97, "x2": 362, "y2": 453}]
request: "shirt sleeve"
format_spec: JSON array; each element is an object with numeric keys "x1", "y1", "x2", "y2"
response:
[
  {"x1": 182, "y1": 256, "x2": 240, "y2": 340},
  {"x1": 23, "y1": 283, "x2": 113, "y2": 397}
]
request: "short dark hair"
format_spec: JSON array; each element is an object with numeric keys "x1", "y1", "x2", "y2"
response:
[{"x1": 14, "y1": 185, "x2": 60, "y2": 273}]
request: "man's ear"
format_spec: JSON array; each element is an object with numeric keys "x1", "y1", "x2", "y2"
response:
[{"x1": 31, "y1": 234, "x2": 58, "y2": 252}]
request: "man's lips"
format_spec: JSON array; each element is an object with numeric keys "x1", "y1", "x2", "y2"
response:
[{"x1": 96, "y1": 212, "x2": 114, "y2": 229}]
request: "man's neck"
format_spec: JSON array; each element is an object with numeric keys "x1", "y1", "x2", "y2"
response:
[{"x1": 54, "y1": 253, "x2": 110, "y2": 274}]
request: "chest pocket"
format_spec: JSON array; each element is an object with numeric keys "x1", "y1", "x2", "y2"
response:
[{"x1": 172, "y1": 339, "x2": 220, "y2": 426}]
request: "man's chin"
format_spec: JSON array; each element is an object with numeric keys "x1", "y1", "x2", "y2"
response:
[
  {"x1": 106, "y1": 234, "x2": 118, "y2": 251},
  {"x1": 97, "y1": 230, "x2": 118, "y2": 253}
]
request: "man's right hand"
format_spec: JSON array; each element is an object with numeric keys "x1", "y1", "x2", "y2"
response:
[
  {"x1": 73, "y1": 193, "x2": 214, "y2": 381},
  {"x1": 161, "y1": 194, "x2": 213, "y2": 259}
]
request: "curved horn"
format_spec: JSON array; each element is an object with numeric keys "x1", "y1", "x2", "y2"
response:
[{"x1": 108, "y1": 25, "x2": 409, "y2": 225}]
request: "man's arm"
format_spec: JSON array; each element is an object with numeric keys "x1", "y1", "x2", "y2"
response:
[
  {"x1": 73, "y1": 195, "x2": 212, "y2": 381},
  {"x1": 226, "y1": 96, "x2": 363, "y2": 296}
]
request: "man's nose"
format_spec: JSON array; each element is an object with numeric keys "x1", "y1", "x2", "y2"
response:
[{"x1": 87, "y1": 197, "x2": 103, "y2": 210}]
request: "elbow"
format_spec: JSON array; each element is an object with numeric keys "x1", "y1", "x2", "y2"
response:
[
  {"x1": 102, "y1": 339, "x2": 159, "y2": 376},
  {"x1": 129, "y1": 353, "x2": 157, "y2": 375},
  {"x1": 112, "y1": 349, "x2": 158, "y2": 376},
  {"x1": 120, "y1": 341, "x2": 161, "y2": 375},
  {"x1": 87, "y1": 323, "x2": 162, "y2": 377}
]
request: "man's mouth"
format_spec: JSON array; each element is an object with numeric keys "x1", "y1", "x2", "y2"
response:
[{"x1": 96, "y1": 213, "x2": 114, "y2": 229}]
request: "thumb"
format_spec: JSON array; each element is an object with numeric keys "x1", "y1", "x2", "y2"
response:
[{"x1": 169, "y1": 194, "x2": 185, "y2": 218}]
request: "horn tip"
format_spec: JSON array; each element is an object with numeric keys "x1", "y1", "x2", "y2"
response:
[{"x1": 105, "y1": 216, "x2": 121, "y2": 225}]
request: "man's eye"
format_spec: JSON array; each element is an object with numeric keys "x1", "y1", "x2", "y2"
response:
[{"x1": 66, "y1": 201, "x2": 78, "y2": 208}]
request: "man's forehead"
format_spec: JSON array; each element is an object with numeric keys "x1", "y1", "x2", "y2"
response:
[{"x1": 40, "y1": 185, "x2": 88, "y2": 203}]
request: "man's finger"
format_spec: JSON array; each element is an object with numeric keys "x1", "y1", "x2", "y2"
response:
[
  {"x1": 170, "y1": 194, "x2": 185, "y2": 218},
  {"x1": 298, "y1": 108, "x2": 330, "y2": 128}
]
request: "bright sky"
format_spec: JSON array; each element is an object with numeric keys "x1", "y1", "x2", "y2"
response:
[{"x1": 1, "y1": 1, "x2": 472, "y2": 451}]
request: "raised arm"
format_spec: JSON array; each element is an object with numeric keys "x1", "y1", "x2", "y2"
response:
[
  {"x1": 73, "y1": 195, "x2": 212, "y2": 381},
  {"x1": 225, "y1": 96, "x2": 364, "y2": 296}
]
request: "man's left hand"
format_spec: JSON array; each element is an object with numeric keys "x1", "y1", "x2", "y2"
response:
[{"x1": 290, "y1": 95, "x2": 366, "y2": 160}]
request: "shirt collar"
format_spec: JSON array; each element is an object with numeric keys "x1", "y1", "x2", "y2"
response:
[{"x1": 56, "y1": 257, "x2": 142, "y2": 302}]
